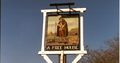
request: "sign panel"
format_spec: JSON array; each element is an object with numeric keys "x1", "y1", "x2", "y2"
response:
[{"x1": 45, "y1": 13, "x2": 80, "y2": 51}]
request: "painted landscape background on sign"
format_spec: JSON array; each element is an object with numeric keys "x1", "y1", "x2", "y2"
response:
[{"x1": 45, "y1": 15, "x2": 80, "y2": 46}]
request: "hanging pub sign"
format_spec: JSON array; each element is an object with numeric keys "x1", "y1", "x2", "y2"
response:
[
  {"x1": 38, "y1": 7, "x2": 87, "y2": 63},
  {"x1": 45, "y1": 13, "x2": 80, "y2": 51}
]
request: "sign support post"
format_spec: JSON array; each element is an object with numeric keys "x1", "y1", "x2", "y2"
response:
[{"x1": 59, "y1": 51, "x2": 66, "y2": 63}]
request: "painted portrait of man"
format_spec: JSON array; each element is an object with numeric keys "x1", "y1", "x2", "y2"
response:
[
  {"x1": 57, "y1": 17, "x2": 68, "y2": 37},
  {"x1": 45, "y1": 14, "x2": 80, "y2": 50}
]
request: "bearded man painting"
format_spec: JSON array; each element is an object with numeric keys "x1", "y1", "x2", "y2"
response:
[{"x1": 57, "y1": 17, "x2": 68, "y2": 37}]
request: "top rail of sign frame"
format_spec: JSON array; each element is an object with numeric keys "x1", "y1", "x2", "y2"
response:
[{"x1": 41, "y1": 8, "x2": 86, "y2": 12}]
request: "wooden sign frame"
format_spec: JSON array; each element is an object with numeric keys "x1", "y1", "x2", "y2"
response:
[{"x1": 38, "y1": 8, "x2": 87, "y2": 63}]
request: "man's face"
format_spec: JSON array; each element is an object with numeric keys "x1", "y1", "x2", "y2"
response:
[
  {"x1": 59, "y1": 18, "x2": 63, "y2": 21},
  {"x1": 60, "y1": 18, "x2": 63, "y2": 21}
]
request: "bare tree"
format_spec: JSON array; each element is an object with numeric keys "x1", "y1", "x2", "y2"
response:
[{"x1": 79, "y1": 37, "x2": 119, "y2": 63}]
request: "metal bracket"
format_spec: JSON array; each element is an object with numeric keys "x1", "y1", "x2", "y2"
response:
[{"x1": 50, "y1": 3, "x2": 75, "y2": 15}]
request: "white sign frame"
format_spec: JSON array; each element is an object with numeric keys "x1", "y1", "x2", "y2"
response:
[{"x1": 38, "y1": 8, "x2": 87, "y2": 63}]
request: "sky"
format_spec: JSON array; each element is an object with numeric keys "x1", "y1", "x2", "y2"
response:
[{"x1": 1, "y1": 0, "x2": 119, "y2": 63}]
